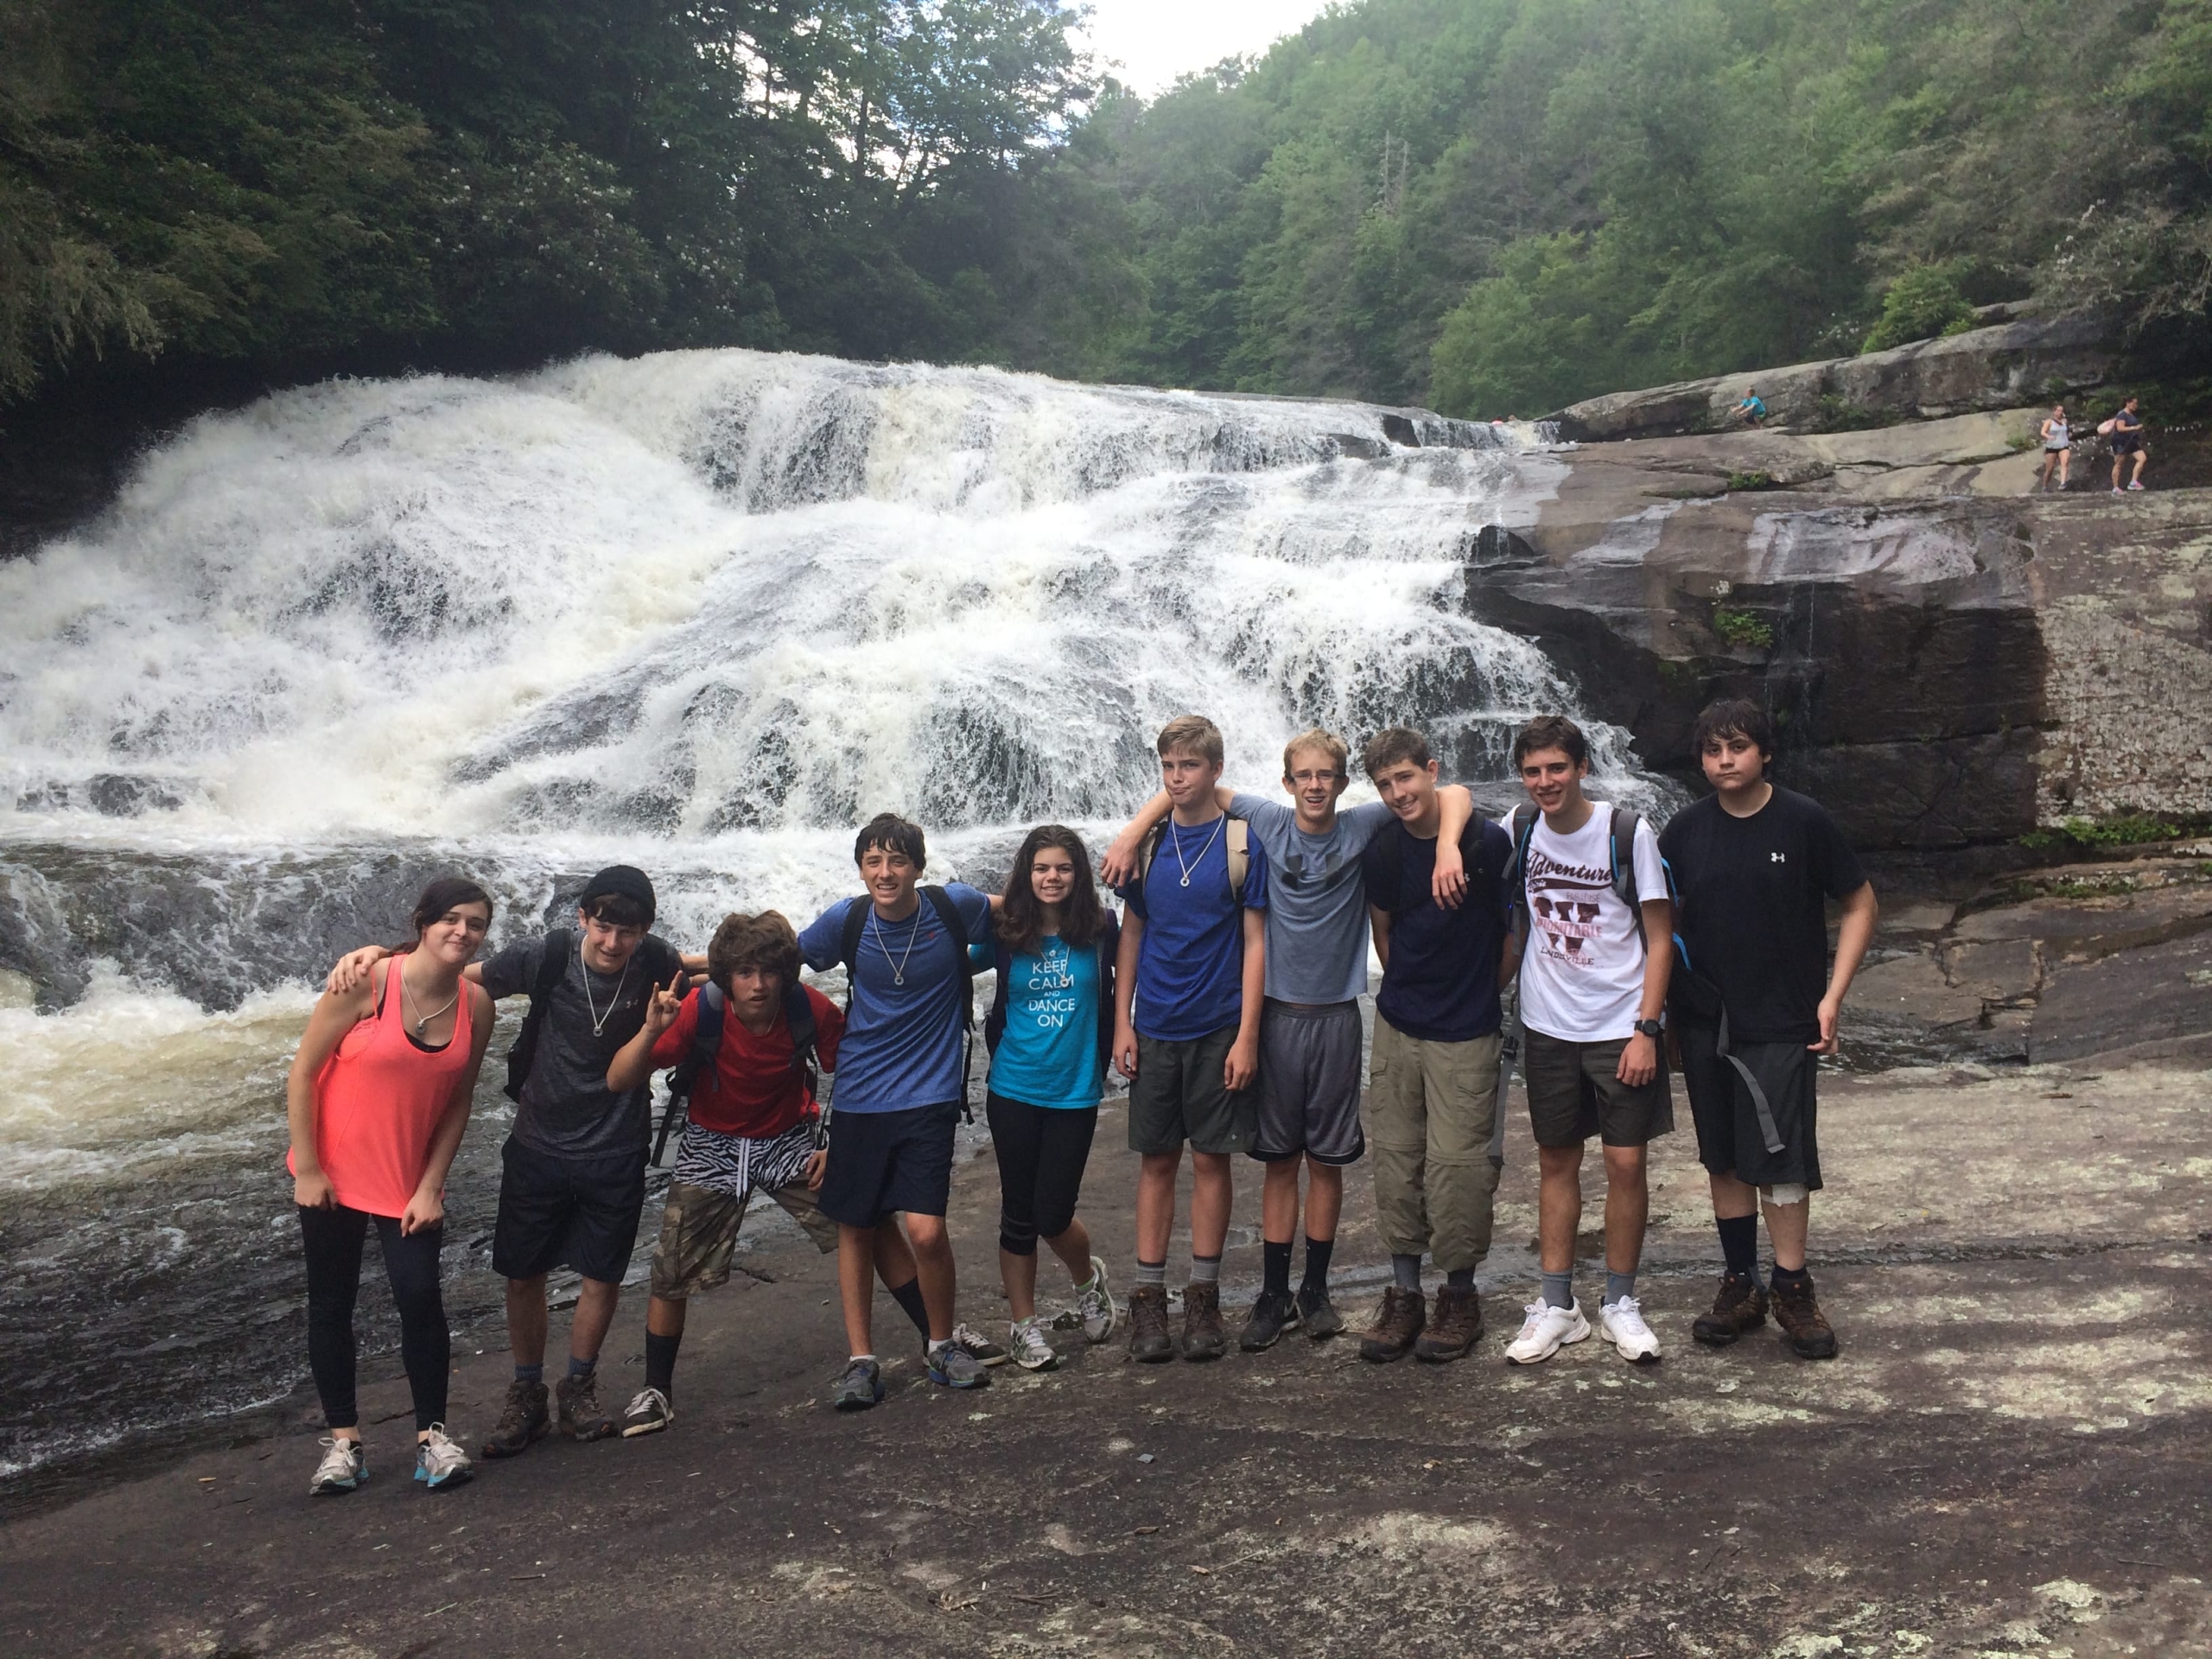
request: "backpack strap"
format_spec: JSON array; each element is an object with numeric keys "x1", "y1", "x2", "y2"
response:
[
  {"x1": 837, "y1": 898, "x2": 871, "y2": 1015},
  {"x1": 652, "y1": 981, "x2": 722, "y2": 1165},
  {"x1": 920, "y1": 884, "x2": 980, "y2": 1123},
  {"x1": 502, "y1": 928, "x2": 575, "y2": 1102},
  {"x1": 1224, "y1": 817, "x2": 1249, "y2": 899},
  {"x1": 1503, "y1": 804, "x2": 1540, "y2": 925}
]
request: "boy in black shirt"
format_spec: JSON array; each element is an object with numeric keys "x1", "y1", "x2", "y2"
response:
[{"x1": 1658, "y1": 701, "x2": 1878, "y2": 1358}]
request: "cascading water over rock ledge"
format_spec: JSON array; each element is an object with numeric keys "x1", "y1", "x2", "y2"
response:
[{"x1": 0, "y1": 347, "x2": 1665, "y2": 1483}]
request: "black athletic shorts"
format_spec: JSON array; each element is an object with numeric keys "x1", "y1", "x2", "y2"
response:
[
  {"x1": 493, "y1": 1136, "x2": 649, "y2": 1284},
  {"x1": 817, "y1": 1102, "x2": 961, "y2": 1228},
  {"x1": 1677, "y1": 1023, "x2": 1822, "y2": 1191}
]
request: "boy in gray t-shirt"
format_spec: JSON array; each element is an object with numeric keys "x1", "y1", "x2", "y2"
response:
[{"x1": 1103, "y1": 728, "x2": 1473, "y2": 1346}]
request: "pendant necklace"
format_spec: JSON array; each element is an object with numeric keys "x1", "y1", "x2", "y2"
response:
[
  {"x1": 398, "y1": 964, "x2": 461, "y2": 1039},
  {"x1": 583, "y1": 943, "x2": 632, "y2": 1037},
  {"x1": 872, "y1": 907, "x2": 922, "y2": 986},
  {"x1": 1171, "y1": 815, "x2": 1226, "y2": 887}
]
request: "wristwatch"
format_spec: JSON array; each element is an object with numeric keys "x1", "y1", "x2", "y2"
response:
[{"x1": 1632, "y1": 1018, "x2": 1664, "y2": 1039}]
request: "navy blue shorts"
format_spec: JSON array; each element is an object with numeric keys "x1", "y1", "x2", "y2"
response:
[
  {"x1": 492, "y1": 1136, "x2": 648, "y2": 1285},
  {"x1": 817, "y1": 1103, "x2": 961, "y2": 1228}
]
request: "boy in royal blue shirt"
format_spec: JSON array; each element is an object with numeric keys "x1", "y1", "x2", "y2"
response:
[
  {"x1": 1111, "y1": 715, "x2": 1269, "y2": 1363},
  {"x1": 799, "y1": 814, "x2": 997, "y2": 1409}
]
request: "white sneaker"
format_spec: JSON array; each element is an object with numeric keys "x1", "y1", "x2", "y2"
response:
[
  {"x1": 1008, "y1": 1315, "x2": 1058, "y2": 1372},
  {"x1": 309, "y1": 1436, "x2": 366, "y2": 1495},
  {"x1": 1599, "y1": 1297, "x2": 1662, "y2": 1364},
  {"x1": 413, "y1": 1423, "x2": 474, "y2": 1490},
  {"x1": 1074, "y1": 1260, "x2": 1118, "y2": 1344},
  {"x1": 1504, "y1": 1298, "x2": 1591, "y2": 1365}
]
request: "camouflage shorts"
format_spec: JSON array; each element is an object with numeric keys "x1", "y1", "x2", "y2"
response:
[{"x1": 648, "y1": 1178, "x2": 838, "y2": 1300}]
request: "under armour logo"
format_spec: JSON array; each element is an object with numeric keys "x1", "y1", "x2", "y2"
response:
[{"x1": 1770, "y1": 852, "x2": 1786, "y2": 862}]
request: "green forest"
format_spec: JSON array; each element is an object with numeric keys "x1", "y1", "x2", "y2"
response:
[{"x1": 3, "y1": 0, "x2": 2209, "y2": 421}]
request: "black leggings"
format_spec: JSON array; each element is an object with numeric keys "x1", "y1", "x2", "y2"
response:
[
  {"x1": 986, "y1": 1092, "x2": 1097, "y2": 1255},
  {"x1": 299, "y1": 1204, "x2": 449, "y2": 1433}
]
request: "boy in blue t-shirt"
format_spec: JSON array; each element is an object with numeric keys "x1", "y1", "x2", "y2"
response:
[
  {"x1": 1111, "y1": 715, "x2": 1269, "y2": 1363},
  {"x1": 798, "y1": 814, "x2": 997, "y2": 1410}
]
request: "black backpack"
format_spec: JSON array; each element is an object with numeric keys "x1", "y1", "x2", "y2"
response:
[
  {"x1": 651, "y1": 979, "x2": 823, "y2": 1166},
  {"x1": 502, "y1": 928, "x2": 682, "y2": 1103},
  {"x1": 835, "y1": 885, "x2": 982, "y2": 1119},
  {"x1": 982, "y1": 911, "x2": 1122, "y2": 1077}
]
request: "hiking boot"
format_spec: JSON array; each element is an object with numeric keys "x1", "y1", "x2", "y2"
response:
[
  {"x1": 1295, "y1": 1281, "x2": 1344, "y2": 1340},
  {"x1": 1008, "y1": 1315, "x2": 1058, "y2": 1373},
  {"x1": 950, "y1": 1322, "x2": 1008, "y2": 1367},
  {"x1": 308, "y1": 1436, "x2": 365, "y2": 1495},
  {"x1": 1414, "y1": 1286, "x2": 1483, "y2": 1363},
  {"x1": 830, "y1": 1357, "x2": 884, "y2": 1411},
  {"x1": 1179, "y1": 1281, "x2": 1226, "y2": 1362},
  {"x1": 1770, "y1": 1272, "x2": 1840, "y2": 1359},
  {"x1": 1599, "y1": 1296, "x2": 1662, "y2": 1364},
  {"x1": 1239, "y1": 1289, "x2": 1300, "y2": 1351},
  {"x1": 413, "y1": 1424, "x2": 474, "y2": 1491},
  {"x1": 556, "y1": 1370, "x2": 615, "y2": 1441},
  {"x1": 927, "y1": 1339, "x2": 991, "y2": 1389},
  {"x1": 1691, "y1": 1272, "x2": 1769, "y2": 1347},
  {"x1": 1360, "y1": 1286, "x2": 1427, "y2": 1363},
  {"x1": 480, "y1": 1379, "x2": 550, "y2": 1459},
  {"x1": 1503, "y1": 1298, "x2": 1590, "y2": 1365},
  {"x1": 1128, "y1": 1283, "x2": 1173, "y2": 1363},
  {"x1": 1075, "y1": 1261, "x2": 1118, "y2": 1344},
  {"x1": 620, "y1": 1387, "x2": 673, "y2": 1437}
]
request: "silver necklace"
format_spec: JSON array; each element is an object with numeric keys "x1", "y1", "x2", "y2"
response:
[
  {"x1": 1170, "y1": 816, "x2": 1226, "y2": 887},
  {"x1": 871, "y1": 906, "x2": 921, "y2": 986},
  {"x1": 398, "y1": 964, "x2": 461, "y2": 1039},
  {"x1": 582, "y1": 942, "x2": 633, "y2": 1037}
]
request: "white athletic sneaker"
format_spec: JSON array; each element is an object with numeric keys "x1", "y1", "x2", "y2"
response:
[
  {"x1": 1504, "y1": 1298, "x2": 1591, "y2": 1365},
  {"x1": 1074, "y1": 1260, "x2": 1117, "y2": 1344},
  {"x1": 1008, "y1": 1315, "x2": 1058, "y2": 1372},
  {"x1": 413, "y1": 1423, "x2": 474, "y2": 1490},
  {"x1": 309, "y1": 1436, "x2": 366, "y2": 1495},
  {"x1": 1599, "y1": 1297, "x2": 1662, "y2": 1364}
]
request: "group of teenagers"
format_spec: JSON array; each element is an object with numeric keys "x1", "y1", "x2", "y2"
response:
[{"x1": 283, "y1": 699, "x2": 1878, "y2": 1497}]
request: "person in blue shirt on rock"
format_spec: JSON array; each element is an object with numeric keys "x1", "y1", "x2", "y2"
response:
[
  {"x1": 1107, "y1": 715, "x2": 1268, "y2": 1363},
  {"x1": 799, "y1": 814, "x2": 998, "y2": 1410},
  {"x1": 1106, "y1": 728, "x2": 1477, "y2": 1351},
  {"x1": 981, "y1": 824, "x2": 1122, "y2": 1371}
]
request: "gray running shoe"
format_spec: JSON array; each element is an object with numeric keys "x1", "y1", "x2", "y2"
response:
[
  {"x1": 1008, "y1": 1316, "x2": 1058, "y2": 1372},
  {"x1": 620, "y1": 1387, "x2": 673, "y2": 1437},
  {"x1": 413, "y1": 1424, "x2": 473, "y2": 1491},
  {"x1": 831, "y1": 1357, "x2": 884, "y2": 1411},
  {"x1": 928, "y1": 1339, "x2": 992, "y2": 1389},
  {"x1": 309, "y1": 1436, "x2": 365, "y2": 1496},
  {"x1": 1074, "y1": 1260, "x2": 1118, "y2": 1343}
]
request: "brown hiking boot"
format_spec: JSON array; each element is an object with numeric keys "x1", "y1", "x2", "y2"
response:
[
  {"x1": 1414, "y1": 1285, "x2": 1483, "y2": 1363},
  {"x1": 1179, "y1": 1281, "x2": 1226, "y2": 1361},
  {"x1": 1358, "y1": 1286, "x2": 1426, "y2": 1363},
  {"x1": 480, "y1": 1378, "x2": 550, "y2": 1459},
  {"x1": 556, "y1": 1369, "x2": 615, "y2": 1440},
  {"x1": 1128, "y1": 1282, "x2": 1173, "y2": 1363},
  {"x1": 1691, "y1": 1272, "x2": 1770, "y2": 1347},
  {"x1": 1769, "y1": 1272, "x2": 1839, "y2": 1359}
]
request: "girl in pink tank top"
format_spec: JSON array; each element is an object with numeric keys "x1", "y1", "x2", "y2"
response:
[{"x1": 285, "y1": 877, "x2": 497, "y2": 1495}]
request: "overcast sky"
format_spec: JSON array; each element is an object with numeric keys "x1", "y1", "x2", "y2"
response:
[{"x1": 1076, "y1": 0, "x2": 1332, "y2": 96}]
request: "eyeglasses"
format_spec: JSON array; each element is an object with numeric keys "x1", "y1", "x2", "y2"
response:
[{"x1": 1288, "y1": 769, "x2": 1342, "y2": 785}]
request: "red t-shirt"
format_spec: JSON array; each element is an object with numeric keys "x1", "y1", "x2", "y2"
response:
[{"x1": 648, "y1": 985, "x2": 843, "y2": 1140}]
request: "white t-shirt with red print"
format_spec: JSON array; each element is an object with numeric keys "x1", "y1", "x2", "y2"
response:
[{"x1": 1516, "y1": 802, "x2": 1669, "y2": 1043}]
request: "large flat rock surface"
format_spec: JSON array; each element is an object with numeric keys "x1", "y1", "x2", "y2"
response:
[{"x1": 5, "y1": 1052, "x2": 2209, "y2": 1656}]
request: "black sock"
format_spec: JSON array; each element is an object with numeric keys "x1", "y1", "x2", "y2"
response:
[
  {"x1": 1446, "y1": 1267, "x2": 1475, "y2": 1291},
  {"x1": 1300, "y1": 1236, "x2": 1334, "y2": 1293},
  {"x1": 886, "y1": 1274, "x2": 931, "y2": 1341},
  {"x1": 1717, "y1": 1213, "x2": 1759, "y2": 1279},
  {"x1": 1262, "y1": 1240, "x2": 1292, "y2": 1297},
  {"x1": 645, "y1": 1331, "x2": 680, "y2": 1396},
  {"x1": 1770, "y1": 1262, "x2": 1809, "y2": 1288}
]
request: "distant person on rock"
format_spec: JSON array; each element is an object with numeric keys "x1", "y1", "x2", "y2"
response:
[
  {"x1": 1732, "y1": 390, "x2": 1769, "y2": 427},
  {"x1": 2037, "y1": 404, "x2": 2072, "y2": 492},
  {"x1": 1105, "y1": 715, "x2": 1269, "y2": 1363},
  {"x1": 603, "y1": 910, "x2": 871, "y2": 1435},
  {"x1": 2102, "y1": 397, "x2": 2148, "y2": 492},
  {"x1": 1501, "y1": 715, "x2": 1673, "y2": 1369},
  {"x1": 798, "y1": 815, "x2": 1001, "y2": 1410},
  {"x1": 980, "y1": 825, "x2": 1122, "y2": 1370},
  {"x1": 1658, "y1": 700, "x2": 1877, "y2": 1361},
  {"x1": 290, "y1": 877, "x2": 497, "y2": 1496},
  {"x1": 1357, "y1": 728, "x2": 1519, "y2": 1365},
  {"x1": 328, "y1": 865, "x2": 695, "y2": 1458},
  {"x1": 1103, "y1": 728, "x2": 1474, "y2": 1355}
]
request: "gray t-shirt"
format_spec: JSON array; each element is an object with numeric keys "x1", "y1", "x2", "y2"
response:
[
  {"x1": 480, "y1": 932, "x2": 676, "y2": 1163},
  {"x1": 1231, "y1": 794, "x2": 1397, "y2": 1003}
]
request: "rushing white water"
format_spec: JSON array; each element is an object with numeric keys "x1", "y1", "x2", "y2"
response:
[{"x1": 0, "y1": 346, "x2": 1670, "y2": 1478}]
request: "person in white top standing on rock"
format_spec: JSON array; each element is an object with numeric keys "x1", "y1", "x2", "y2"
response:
[{"x1": 1501, "y1": 715, "x2": 1675, "y2": 1367}]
